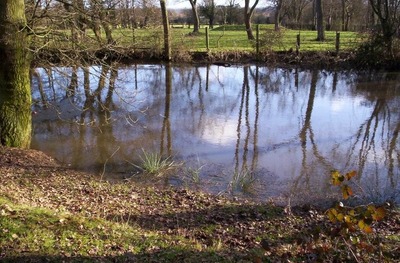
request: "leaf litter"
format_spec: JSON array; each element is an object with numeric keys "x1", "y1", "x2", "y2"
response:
[{"x1": 0, "y1": 146, "x2": 399, "y2": 262}]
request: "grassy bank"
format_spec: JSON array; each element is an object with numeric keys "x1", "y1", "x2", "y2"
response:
[
  {"x1": 34, "y1": 25, "x2": 364, "y2": 52},
  {"x1": 31, "y1": 25, "x2": 369, "y2": 67},
  {"x1": 0, "y1": 146, "x2": 399, "y2": 262}
]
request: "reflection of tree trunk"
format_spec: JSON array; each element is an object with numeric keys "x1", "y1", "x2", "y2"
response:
[
  {"x1": 160, "y1": 63, "x2": 172, "y2": 156},
  {"x1": 356, "y1": 99, "x2": 386, "y2": 178},
  {"x1": 81, "y1": 66, "x2": 95, "y2": 124},
  {"x1": 243, "y1": 67, "x2": 251, "y2": 171},
  {"x1": 134, "y1": 64, "x2": 138, "y2": 90},
  {"x1": 332, "y1": 71, "x2": 338, "y2": 92},
  {"x1": 296, "y1": 70, "x2": 332, "y2": 190},
  {"x1": 299, "y1": 71, "x2": 317, "y2": 148},
  {"x1": 0, "y1": 0, "x2": 32, "y2": 148},
  {"x1": 251, "y1": 66, "x2": 259, "y2": 171},
  {"x1": 96, "y1": 65, "x2": 110, "y2": 101},
  {"x1": 388, "y1": 121, "x2": 400, "y2": 185},
  {"x1": 104, "y1": 64, "x2": 118, "y2": 114},
  {"x1": 83, "y1": 66, "x2": 91, "y2": 98},
  {"x1": 205, "y1": 64, "x2": 210, "y2": 92},
  {"x1": 44, "y1": 67, "x2": 56, "y2": 101},
  {"x1": 67, "y1": 66, "x2": 78, "y2": 97},
  {"x1": 31, "y1": 69, "x2": 48, "y2": 107},
  {"x1": 234, "y1": 66, "x2": 253, "y2": 174},
  {"x1": 235, "y1": 68, "x2": 247, "y2": 173},
  {"x1": 97, "y1": 65, "x2": 117, "y2": 173}
]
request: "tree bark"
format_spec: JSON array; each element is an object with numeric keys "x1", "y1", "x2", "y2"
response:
[
  {"x1": 274, "y1": 0, "x2": 283, "y2": 31},
  {"x1": 189, "y1": 0, "x2": 200, "y2": 33},
  {"x1": 244, "y1": 0, "x2": 259, "y2": 40},
  {"x1": 160, "y1": 0, "x2": 171, "y2": 60},
  {"x1": 315, "y1": 0, "x2": 325, "y2": 41},
  {"x1": 0, "y1": 0, "x2": 32, "y2": 148}
]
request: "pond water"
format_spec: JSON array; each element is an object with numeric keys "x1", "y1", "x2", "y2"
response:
[{"x1": 30, "y1": 63, "x2": 400, "y2": 206}]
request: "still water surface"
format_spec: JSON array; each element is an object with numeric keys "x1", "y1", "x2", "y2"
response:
[{"x1": 30, "y1": 64, "x2": 400, "y2": 205}]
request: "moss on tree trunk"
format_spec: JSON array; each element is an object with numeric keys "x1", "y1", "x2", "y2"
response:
[{"x1": 0, "y1": 0, "x2": 32, "y2": 148}]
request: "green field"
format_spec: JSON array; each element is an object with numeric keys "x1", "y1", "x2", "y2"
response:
[{"x1": 34, "y1": 24, "x2": 366, "y2": 54}]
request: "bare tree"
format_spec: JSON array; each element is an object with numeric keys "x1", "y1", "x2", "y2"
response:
[
  {"x1": 244, "y1": 0, "x2": 260, "y2": 40},
  {"x1": 273, "y1": 0, "x2": 284, "y2": 31},
  {"x1": 200, "y1": 0, "x2": 216, "y2": 28},
  {"x1": 369, "y1": 0, "x2": 400, "y2": 56},
  {"x1": 189, "y1": 0, "x2": 201, "y2": 33}
]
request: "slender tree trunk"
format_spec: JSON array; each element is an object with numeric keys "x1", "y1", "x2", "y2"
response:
[
  {"x1": 0, "y1": 0, "x2": 32, "y2": 148},
  {"x1": 316, "y1": 0, "x2": 325, "y2": 41},
  {"x1": 274, "y1": 0, "x2": 283, "y2": 31},
  {"x1": 244, "y1": 0, "x2": 259, "y2": 40},
  {"x1": 341, "y1": 0, "x2": 345, "y2": 31},
  {"x1": 160, "y1": 0, "x2": 171, "y2": 60}
]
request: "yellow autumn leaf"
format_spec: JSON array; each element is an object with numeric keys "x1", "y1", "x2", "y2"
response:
[
  {"x1": 331, "y1": 170, "x2": 344, "y2": 186},
  {"x1": 341, "y1": 185, "x2": 353, "y2": 200},
  {"x1": 345, "y1": 170, "x2": 357, "y2": 181},
  {"x1": 344, "y1": 215, "x2": 354, "y2": 223},
  {"x1": 327, "y1": 208, "x2": 338, "y2": 222},
  {"x1": 336, "y1": 212, "x2": 344, "y2": 222},
  {"x1": 358, "y1": 220, "x2": 373, "y2": 234},
  {"x1": 372, "y1": 207, "x2": 386, "y2": 221}
]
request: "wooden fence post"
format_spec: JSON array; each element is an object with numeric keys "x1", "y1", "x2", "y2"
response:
[
  {"x1": 256, "y1": 24, "x2": 260, "y2": 55},
  {"x1": 205, "y1": 27, "x2": 209, "y2": 51},
  {"x1": 296, "y1": 33, "x2": 300, "y2": 55}
]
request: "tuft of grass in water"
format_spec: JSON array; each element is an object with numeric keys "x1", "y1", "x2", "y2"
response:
[
  {"x1": 184, "y1": 166, "x2": 202, "y2": 184},
  {"x1": 135, "y1": 149, "x2": 176, "y2": 176},
  {"x1": 230, "y1": 169, "x2": 256, "y2": 194},
  {"x1": 182, "y1": 157, "x2": 204, "y2": 184}
]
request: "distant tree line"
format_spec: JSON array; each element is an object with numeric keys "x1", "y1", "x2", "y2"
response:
[{"x1": 25, "y1": 0, "x2": 400, "y2": 43}]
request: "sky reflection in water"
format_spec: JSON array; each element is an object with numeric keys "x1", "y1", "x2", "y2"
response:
[{"x1": 31, "y1": 64, "x2": 400, "y2": 205}]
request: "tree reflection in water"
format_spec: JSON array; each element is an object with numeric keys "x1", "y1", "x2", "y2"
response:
[{"x1": 30, "y1": 64, "x2": 400, "y2": 206}]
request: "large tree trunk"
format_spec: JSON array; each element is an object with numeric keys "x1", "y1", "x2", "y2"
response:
[
  {"x1": 0, "y1": 0, "x2": 32, "y2": 148},
  {"x1": 189, "y1": 0, "x2": 200, "y2": 33}
]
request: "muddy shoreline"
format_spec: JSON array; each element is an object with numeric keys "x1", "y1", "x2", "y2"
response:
[{"x1": 32, "y1": 47, "x2": 400, "y2": 71}]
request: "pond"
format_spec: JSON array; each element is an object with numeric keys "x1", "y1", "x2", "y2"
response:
[{"x1": 30, "y1": 63, "x2": 400, "y2": 206}]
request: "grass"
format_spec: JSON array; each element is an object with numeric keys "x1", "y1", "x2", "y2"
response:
[
  {"x1": 230, "y1": 168, "x2": 256, "y2": 194},
  {"x1": 0, "y1": 197, "x2": 198, "y2": 260},
  {"x1": 31, "y1": 24, "x2": 366, "y2": 54},
  {"x1": 134, "y1": 149, "x2": 177, "y2": 175}
]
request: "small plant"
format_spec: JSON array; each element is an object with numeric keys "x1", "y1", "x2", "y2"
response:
[
  {"x1": 230, "y1": 168, "x2": 256, "y2": 193},
  {"x1": 135, "y1": 149, "x2": 176, "y2": 176},
  {"x1": 184, "y1": 165, "x2": 203, "y2": 184},
  {"x1": 326, "y1": 170, "x2": 387, "y2": 260},
  {"x1": 258, "y1": 29, "x2": 284, "y2": 52}
]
